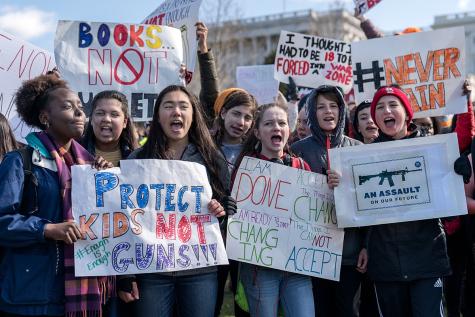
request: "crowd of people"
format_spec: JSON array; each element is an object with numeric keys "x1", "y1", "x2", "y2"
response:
[{"x1": 1, "y1": 11, "x2": 475, "y2": 317}]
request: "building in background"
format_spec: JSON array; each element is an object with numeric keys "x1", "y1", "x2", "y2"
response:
[
  {"x1": 433, "y1": 11, "x2": 475, "y2": 75},
  {"x1": 189, "y1": 8, "x2": 365, "y2": 91}
]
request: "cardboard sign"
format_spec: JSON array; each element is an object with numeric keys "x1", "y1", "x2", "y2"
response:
[
  {"x1": 143, "y1": 0, "x2": 202, "y2": 75},
  {"x1": 274, "y1": 30, "x2": 352, "y2": 93},
  {"x1": 55, "y1": 20, "x2": 183, "y2": 121},
  {"x1": 329, "y1": 133, "x2": 467, "y2": 227},
  {"x1": 354, "y1": 0, "x2": 382, "y2": 15},
  {"x1": 226, "y1": 157, "x2": 344, "y2": 281},
  {"x1": 351, "y1": 27, "x2": 466, "y2": 118},
  {"x1": 0, "y1": 30, "x2": 55, "y2": 142},
  {"x1": 236, "y1": 65, "x2": 279, "y2": 105},
  {"x1": 72, "y1": 159, "x2": 228, "y2": 277}
]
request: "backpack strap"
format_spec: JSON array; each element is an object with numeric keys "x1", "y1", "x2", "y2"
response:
[{"x1": 17, "y1": 147, "x2": 38, "y2": 215}]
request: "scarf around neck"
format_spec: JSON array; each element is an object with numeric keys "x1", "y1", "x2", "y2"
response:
[{"x1": 35, "y1": 131, "x2": 114, "y2": 317}]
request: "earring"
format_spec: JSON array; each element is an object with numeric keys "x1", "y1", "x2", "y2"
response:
[
  {"x1": 254, "y1": 140, "x2": 261, "y2": 150},
  {"x1": 42, "y1": 121, "x2": 50, "y2": 129}
]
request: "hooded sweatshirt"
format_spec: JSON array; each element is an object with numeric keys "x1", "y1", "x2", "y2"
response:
[{"x1": 291, "y1": 86, "x2": 363, "y2": 266}]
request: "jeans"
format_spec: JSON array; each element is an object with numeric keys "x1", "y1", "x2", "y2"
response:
[
  {"x1": 240, "y1": 263, "x2": 314, "y2": 317},
  {"x1": 135, "y1": 271, "x2": 218, "y2": 317}
]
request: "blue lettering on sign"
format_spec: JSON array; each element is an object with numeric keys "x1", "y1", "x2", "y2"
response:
[{"x1": 94, "y1": 172, "x2": 118, "y2": 207}]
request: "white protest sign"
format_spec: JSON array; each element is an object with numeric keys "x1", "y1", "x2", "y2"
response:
[
  {"x1": 236, "y1": 65, "x2": 279, "y2": 105},
  {"x1": 143, "y1": 0, "x2": 202, "y2": 75},
  {"x1": 274, "y1": 31, "x2": 352, "y2": 93},
  {"x1": 352, "y1": 27, "x2": 466, "y2": 118},
  {"x1": 227, "y1": 157, "x2": 344, "y2": 281},
  {"x1": 354, "y1": 0, "x2": 382, "y2": 15},
  {"x1": 329, "y1": 133, "x2": 467, "y2": 228},
  {"x1": 55, "y1": 20, "x2": 183, "y2": 122},
  {"x1": 72, "y1": 159, "x2": 228, "y2": 277},
  {"x1": 0, "y1": 30, "x2": 55, "y2": 142}
]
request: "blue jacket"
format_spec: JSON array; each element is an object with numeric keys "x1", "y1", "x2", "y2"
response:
[{"x1": 0, "y1": 145, "x2": 65, "y2": 316}]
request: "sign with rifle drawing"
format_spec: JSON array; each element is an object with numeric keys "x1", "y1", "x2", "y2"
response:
[{"x1": 329, "y1": 133, "x2": 467, "y2": 227}]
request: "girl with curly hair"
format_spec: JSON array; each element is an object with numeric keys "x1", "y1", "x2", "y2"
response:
[{"x1": 0, "y1": 74, "x2": 112, "y2": 317}]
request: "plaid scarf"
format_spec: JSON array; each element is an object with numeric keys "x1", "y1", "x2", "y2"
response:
[{"x1": 35, "y1": 132, "x2": 114, "y2": 317}]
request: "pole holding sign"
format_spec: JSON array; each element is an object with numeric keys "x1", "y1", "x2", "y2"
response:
[
  {"x1": 72, "y1": 159, "x2": 228, "y2": 277},
  {"x1": 329, "y1": 133, "x2": 467, "y2": 227},
  {"x1": 274, "y1": 30, "x2": 353, "y2": 93},
  {"x1": 0, "y1": 30, "x2": 55, "y2": 142},
  {"x1": 55, "y1": 20, "x2": 184, "y2": 122},
  {"x1": 227, "y1": 157, "x2": 344, "y2": 281},
  {"x1": 351, "y1": 27, "x2": 466, "y2": 118}
]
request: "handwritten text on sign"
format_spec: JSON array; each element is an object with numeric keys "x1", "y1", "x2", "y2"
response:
[
  {"x1": 72, "y1": 160, "x2": 228, "y2": 277},
  {"x1": 0, "y1": 30, "x2": 55, "y2": 142},
  {"x1": 54, "y1": 21, "x2": 183, "y2": 121},
  {"x1": 274, "y1": 30, "x2": 352, "y2": 93},
  {"x1": 329, "y1": 133, "x2": 468, "y2": 227},
  {"x1": 227, "y1": 157, "x2": 344, "y2": 281},
  {"x1": 351, "y1": 27, "x2": 466, "y2": 118},
  {"x1": 143, "y1": 0, "x2": 202, "y2": 74}
]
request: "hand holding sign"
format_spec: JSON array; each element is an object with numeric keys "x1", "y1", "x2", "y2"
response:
[{"x1": 72, "y1": 159, "x2": 228, "y2": 277}]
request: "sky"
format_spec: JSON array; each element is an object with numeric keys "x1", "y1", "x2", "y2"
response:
[{"x1": 0, "y1": 0, "x2": 474, "y2": 52}]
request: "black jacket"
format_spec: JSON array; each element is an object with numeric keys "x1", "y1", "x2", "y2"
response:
[{"x1": 367, "y1": 125, "x2": 451, "y2": 281}]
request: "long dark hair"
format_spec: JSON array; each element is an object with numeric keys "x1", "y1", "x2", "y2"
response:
[
  {"x1": 139, "y1": 85, "x2": 227, "y2": 198},
  {"x1": 213, "y1": 90, "x2": 258, "y2": 145},
  {"x1": 0, "y1": 113, "x2": 18, "y2": 161},
  {"x1": 83, "y1": 90, "x2": 138, "y2": 151},
  {"x1": 235, "y1": 103, "x2": 290, "y2": 169}
]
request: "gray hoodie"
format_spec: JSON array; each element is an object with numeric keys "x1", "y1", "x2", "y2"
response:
[{"x1": 291, "y1": 85, "x2": 363, "y2": 266}]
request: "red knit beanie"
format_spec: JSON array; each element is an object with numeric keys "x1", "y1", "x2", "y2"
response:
[{"x1": 370, "y1": 86, "x2": 413, "y2": 125}]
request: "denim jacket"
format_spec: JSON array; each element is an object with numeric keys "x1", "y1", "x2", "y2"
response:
[{"x1": 0, "y1": 146, "x2": 65, "y2": 316}]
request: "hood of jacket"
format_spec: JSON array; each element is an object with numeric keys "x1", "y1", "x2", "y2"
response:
[{"x1": 305, "y1": 85, "x2": 347, "y2": 147}]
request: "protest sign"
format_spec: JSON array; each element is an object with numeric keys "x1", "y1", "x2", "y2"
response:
[
  {"x1": 72, "y1": 159, "x2": 228, "y2": 277},
  {"x1": 0, "y1": 30, "x2": 55, "y2": 141},
  {"x1": 226, "y1": 157, "x2": 344, "y2": 281},
  {"x1": 354, "y1": 0, "x2": 382, "y2": 15},
  {"x1": 55, "y1": 20, "x2": 183, "y2": 122},
  {"x1": 143, "y1": 0, "x2": 202, "y2": 75},
  {"x1": 236, "y1": 65, "x2": 279, "y2": 105},
  {"x1": 351, "y1": 27, "x2": 466, "y2": 118},
  {"x1": 274, "y1": 30, "x2": 352, "y2": 93},
  {"x1": 329, "y1": 133, "x2": 467, "y2": 228}
]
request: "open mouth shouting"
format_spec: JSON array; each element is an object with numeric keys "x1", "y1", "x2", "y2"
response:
[
  {"x1": 99, "y1": 125, "x2": 112, "y2": 135},
  {"x1": 170, "y1": 119, "x2": 184, "y2": 132},
  {"x1": 270, "y1": 134, "x2": 283, "y2": 146},
  {"x1": 383, "y1": 117, "x2": 396, "y2": 129}
]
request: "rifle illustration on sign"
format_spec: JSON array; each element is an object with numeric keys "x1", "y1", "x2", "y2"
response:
[{"x1": 359, "y1": 167, "x2": 422, "y2": 187}]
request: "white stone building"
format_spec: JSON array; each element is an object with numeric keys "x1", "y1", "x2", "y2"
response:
[
  {"x1": 190, "y1": 9, "x2": 366, "y2": 90},
  {"x1": 432, "y1": 11, "x2": 475, "y2": 75}
]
